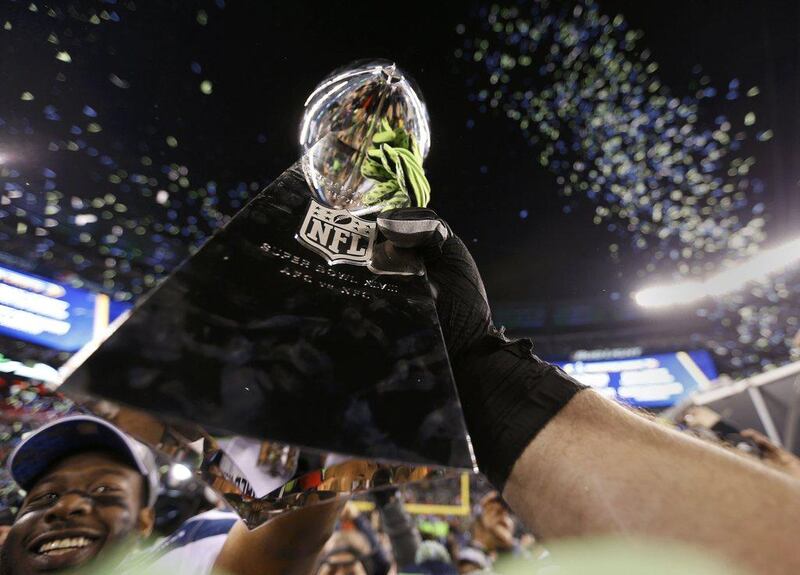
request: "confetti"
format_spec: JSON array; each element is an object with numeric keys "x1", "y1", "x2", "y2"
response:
[
  {"x1": 0, "y1": 0, "x2": 244, "y2": 306},
  {"x1": 109, "y1": 73, "x2": 130, "y2": 89},
  {"x1": 1, "y1": 0, "x2": 793, "y2": 381},
  {"x1": 459, "y1": 0, "x2": 795, "y2": 377}
]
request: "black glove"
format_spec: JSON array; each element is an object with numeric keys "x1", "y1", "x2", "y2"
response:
[{"x1": 377, "y1": 208, "x2": 586, "y2": 490}]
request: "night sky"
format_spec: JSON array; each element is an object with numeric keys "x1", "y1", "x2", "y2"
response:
[{"x1": 1, "y1": 0, "x2": 799, "y2": 376}]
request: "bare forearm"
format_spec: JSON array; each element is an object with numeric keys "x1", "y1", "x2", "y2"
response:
[
  {"x1": 502, "y1": 390, "x2": 800, "y2": 575},
  {"x1": 214, "y1": 498, "x2": 345, "y2": 575}
]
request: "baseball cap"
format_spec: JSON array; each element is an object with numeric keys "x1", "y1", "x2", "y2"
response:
[
  {"x1": 7, "y1": 415, "x2": 160, "y2": 507},
  {"x1": 456, "y1": 547, "x2": 491, "y2": 571}
]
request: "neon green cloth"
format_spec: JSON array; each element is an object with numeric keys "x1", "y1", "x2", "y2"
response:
[{"x1": 361, "y1": 118, "x2": 431, "y2": 210}]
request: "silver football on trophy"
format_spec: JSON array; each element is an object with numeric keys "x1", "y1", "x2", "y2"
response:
[{"x1": 299, "y1": 59, "x2": 431, "y2": 213}]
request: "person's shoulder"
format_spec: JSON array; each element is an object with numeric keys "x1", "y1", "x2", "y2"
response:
[
  {"x1": 131, "y1": 511, "x2": 239, "y2": 575},
  {"x1": 165, "y1": 509, "x2": 240, "y2": 547}
]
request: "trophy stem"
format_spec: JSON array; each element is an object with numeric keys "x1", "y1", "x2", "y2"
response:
[{"x1": 350, "y1": 204, "x2": 385, "y2": 217}]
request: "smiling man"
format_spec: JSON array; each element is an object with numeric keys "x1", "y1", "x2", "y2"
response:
[
  {"x1": 1, "y1": 415, "x2": 345, "y2": 575},
  {"x1": 1, "y1": 415, "x2": 159, "y2": 575}
]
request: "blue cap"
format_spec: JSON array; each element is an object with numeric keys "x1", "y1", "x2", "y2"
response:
[{"x1": 7, "y1": 415, "x2": 160, "y2": 507}]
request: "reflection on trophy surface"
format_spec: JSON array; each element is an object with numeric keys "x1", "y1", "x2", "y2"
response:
[
  {"x1": 300, "y1": 59, "x2": 431, "y2": 214},
  {"x1": 79, "y1": 399, "x2": 457, "y2": 528}
]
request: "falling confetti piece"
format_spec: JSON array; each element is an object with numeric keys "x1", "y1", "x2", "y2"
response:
[
  {"x1": 55, "y1": 51, "x2": 72, "y2": 63},
  {"x1": 20, "y1": 92, "x2": 34, "y2": 101},
  {"x1": 108, "y1": 73, "x2": 130, "y2": 89},
  {"x1": 200, "y1": 80, "x2": 213, "y2": 94},
  {"x1": 757, "y1": 129, "x2": 773, "y2": 141},
  {"x1": 166, "y1": 135, "x2": 178, "y2": 147}
]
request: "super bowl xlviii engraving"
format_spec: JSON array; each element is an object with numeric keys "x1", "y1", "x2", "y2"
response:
[{"x1": 296, "y1": 199, "x2": 377, "y2": 266}]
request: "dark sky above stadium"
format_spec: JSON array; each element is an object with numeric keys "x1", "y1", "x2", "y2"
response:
[{"x1": 1, "y1": 0, "x2": 799, "y2": 374}]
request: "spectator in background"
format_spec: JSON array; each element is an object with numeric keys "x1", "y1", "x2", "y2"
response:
[
  {"x1": 679, "y1": 405, "x2": 800, "y2": 481},
  {"x1": 316, "y1": 528, "x2": 373, "y2": 575},
  {"x1": 404, "y1": 540, "x2": 458, "y2": 575},
  {"x1": 456, "y1": 492, "x2": 515, "y2": 573},
  {"x1": 370, "y1": 482, "x2": 460, "y2": 575},
  {"x1": 740, "y1": 428, "x2": 800, "y2": 480},
  {"x1": 372, "y1": 481, "x2": 420, "y2": 571},
  {"x1": 455, "y1": 546, "x2": 492, "y2": 575},
  {"x1": 324, "y1": 502, "x2": 391, "y2": 575}
]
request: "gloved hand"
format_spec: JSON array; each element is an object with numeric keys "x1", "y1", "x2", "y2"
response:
[
  {"x1": 375, "y1": 207, "x2": 490, "y2": 361},
  {"x1": 377, "y1": 208, "x2": 585, "y2": 490}
]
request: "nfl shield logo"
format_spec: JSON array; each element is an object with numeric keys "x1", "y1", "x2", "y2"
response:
[{"x1": 296, "y1": 199, "x2": 377, "y2": 266}]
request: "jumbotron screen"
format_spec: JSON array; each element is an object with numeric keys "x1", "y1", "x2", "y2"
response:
[
  {"x1": 0, "y1": 265, "x2": 131, "y2": 352},
  {"x1": 554, "y1": 350, "x2": 718, "y2": 409}
]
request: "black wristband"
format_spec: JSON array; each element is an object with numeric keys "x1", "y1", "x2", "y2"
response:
[{"x1": 453, "y1": 333, "x2": 586, "y2": 490}]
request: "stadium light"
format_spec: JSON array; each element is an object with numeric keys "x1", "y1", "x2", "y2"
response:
[
  {"x1": 635, "y1": 235, "x2": 800, "y2": 308},
  {"x1": 168, "y1": 463, "x2": 193, "y2": 483}
]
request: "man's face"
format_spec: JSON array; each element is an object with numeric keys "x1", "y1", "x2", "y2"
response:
[
  {"x1": 480, "y1": 496, "x2": 515, "y2": 551},
  {"x1": 2, "y1": 450, "x2": 152, "y2": 574},
  {"x1": 316, "y1": 551, "x2": 367, "y2": 575}
]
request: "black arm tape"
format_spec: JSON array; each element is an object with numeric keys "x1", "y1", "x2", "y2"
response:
[{"x1": 454, "y1": 336, "x2": 586, "y2": 490}]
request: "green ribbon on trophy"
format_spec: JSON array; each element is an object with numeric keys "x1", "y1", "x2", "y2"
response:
[{"x1": 361, "y1": 118, "x2": 431, "y2": 211}]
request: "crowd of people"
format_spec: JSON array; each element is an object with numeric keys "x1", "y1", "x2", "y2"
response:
[
  {"x1": 315, "y1": 491, "x2": 533, "y2": 575},
  {"x1": 0, "y1": 412, "x2": 530, "y2": 575},
  {"x1": 1, "y1": 405, "x2": 799, "y2": 575},
  {"x1": 0, "y1": 409, "x2": 540, "y2": 575}
]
